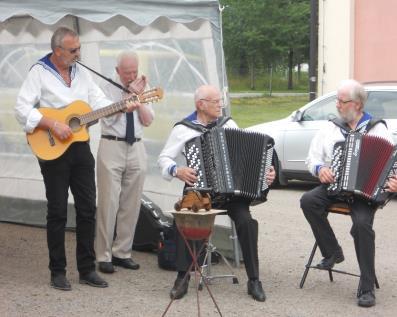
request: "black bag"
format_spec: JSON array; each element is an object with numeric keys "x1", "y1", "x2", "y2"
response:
[
  {"x1": 132, "y1": 194, "x2": 172, "y2": 252},
  {"x1": 157, "y1": 225, "x2": 177, "y2": 271}
]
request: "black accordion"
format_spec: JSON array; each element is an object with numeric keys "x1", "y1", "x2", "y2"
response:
[
  {"x1": 185, "y1": 127, "x2": 274, "y2": 204},
  {"x1": 327, "y1": 132, "x2": 397, "y2": 206}
]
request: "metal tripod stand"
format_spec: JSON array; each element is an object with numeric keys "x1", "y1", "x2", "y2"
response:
[{"x1": 198, "y1": 220, "x2": 239, "y2": 289}]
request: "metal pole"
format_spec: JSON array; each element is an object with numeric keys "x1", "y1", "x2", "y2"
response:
[{"x1": 309, "y1": 0, "x2": 319, "y2": 101}]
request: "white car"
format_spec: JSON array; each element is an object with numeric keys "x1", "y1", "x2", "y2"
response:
[{"x1": 247, "y1": 84, "x2": 397, "y2": 186}]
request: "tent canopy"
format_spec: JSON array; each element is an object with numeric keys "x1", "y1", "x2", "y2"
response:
[
  {"x1": 0, "y1": 0, "x2": 220, "y2": 26},
  {"x1": 0, "y1": 0, "x2": 229, "y2": 225}
]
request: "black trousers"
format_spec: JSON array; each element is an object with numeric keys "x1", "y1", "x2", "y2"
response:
[
  {"x1": 39, "y1": 142, "x2": 96, "y2": 276},
  {"x1": 175, "y1": 198, "x2": 259, "y2": 280},
  {"x1": 300, "y1": 185, "x2": 376, "y2": 292}
]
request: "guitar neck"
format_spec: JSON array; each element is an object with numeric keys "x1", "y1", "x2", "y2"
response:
[{"x1": 79, "y1": 95, "x2": 138, "y2": 125}]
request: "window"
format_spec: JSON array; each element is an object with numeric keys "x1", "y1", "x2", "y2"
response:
[{"x1": 302, "y1": 96, "x2": 338, "y2": 121}]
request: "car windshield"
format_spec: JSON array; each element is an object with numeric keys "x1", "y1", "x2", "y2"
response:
[
  {"x1": 301, "y1": 96, "x2": 338, "y2": 121},
  {"x1": 301, "y1": 90, "x2": 397, "y2": 121},
  {"x1": 366, "y1": 91, "x2": 397, "y2": 119}
]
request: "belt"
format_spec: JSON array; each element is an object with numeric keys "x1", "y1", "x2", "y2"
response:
[{"x1": 101, "y1": 135, "x2": 141, "y2": 143}]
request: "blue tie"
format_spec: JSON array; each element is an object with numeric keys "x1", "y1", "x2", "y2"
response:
[{"x1": 125, "y1": 112, "x2": 135, "y2": 144}]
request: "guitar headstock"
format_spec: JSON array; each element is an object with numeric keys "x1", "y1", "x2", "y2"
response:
[{"x1": 137, "y1": 87, "x2": 164, "y2": 104}]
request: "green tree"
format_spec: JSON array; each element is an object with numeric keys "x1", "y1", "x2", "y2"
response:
[{"x1": 221, "y1": 0, "x2": 310, "y2": 90}]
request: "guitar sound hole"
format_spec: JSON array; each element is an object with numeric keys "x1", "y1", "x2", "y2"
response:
[{"x1": 69, "y1": 117, "x2": 81, "y2": 132}]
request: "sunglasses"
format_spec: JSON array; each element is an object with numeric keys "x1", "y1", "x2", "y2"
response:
[{"x1": 58, "y1": 46, "x2": 81, "y2": 54}]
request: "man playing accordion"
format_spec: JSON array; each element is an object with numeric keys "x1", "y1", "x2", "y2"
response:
[
  {"x1": 158, "y1": 85, "x2": 275, "y2": 302},
  {"x1": 301, "y1": 79, "x2": 397, "y2": 307}
]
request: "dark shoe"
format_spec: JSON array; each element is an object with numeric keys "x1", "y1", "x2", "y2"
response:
[
  {"x1": 79, "y1": 271, "x2": 108, "y2": 288},
  {"x1": 50, "y1": 274, "x2": 71, "y2": 291},
  {"x1": 170, "y1": 277, "x2": 189, "y2": 300},
  {"x1": 358, "y1": 290, "x2": 376, "y2": 307},
  {"x1": 98, "y1": 262, "x2": 115, "y2": 274},
  {"x1": 316, "y1": 247, "x2": 345, "y2": 269},
  {"x1": 247, "y1": 280, "x2": 266, "y2": 302},
  {"x1": 112, "y1": 256, "x2": 140, "y2": 270}
]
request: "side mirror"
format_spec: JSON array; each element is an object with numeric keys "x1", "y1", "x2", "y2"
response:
[{"x1": 291, "y1": 110, "x2": 303, "y2": 122}]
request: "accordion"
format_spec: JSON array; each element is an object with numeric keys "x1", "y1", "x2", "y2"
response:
[
  {"x1": 327, "y1": 132, "x2": 397, "y2": 206},
  {"x1": 185, "y1": 127, "x2": 274, "y2": 203}
]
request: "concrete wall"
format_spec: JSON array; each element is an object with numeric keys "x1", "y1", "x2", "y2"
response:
[
  {"x1": 318, "y1": 0, "x2": 397, "y2": 95},
  {"x1": 318, "y1": 0, "x2": 355, "y2": 95},
  {"x1": 354, "y1": 0, "x2": 397, "y2": 82}
]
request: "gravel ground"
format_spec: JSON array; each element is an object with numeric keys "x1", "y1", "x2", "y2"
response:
[{"x1": 1, "y1": 182, "x2": 397, "y2": 317}]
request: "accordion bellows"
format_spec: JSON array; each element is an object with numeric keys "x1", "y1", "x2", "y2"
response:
[
  {"x1": 185, "y1": 127, "x2": 274, "y2": 203},
  {"x1": 328, "y1": 132, "x2": 397, "y2": 206}
]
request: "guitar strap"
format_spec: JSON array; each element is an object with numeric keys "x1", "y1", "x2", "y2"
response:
[{"x1": 76, "y1": 61, "x2": 131, "y2": 94}]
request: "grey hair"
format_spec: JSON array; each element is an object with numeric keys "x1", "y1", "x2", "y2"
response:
[
  {"x1": 194, "y1": 86, "x2": 206, "y2": 103},
  {"x1": 338, "y1": 79, "x2": 368, "y2": 105},
  {"x1": 194, "y1": 85, "x2": 218, "y2": 103},
  {"x1": 116, "y1": 51, "x2": 139, "y2": 67},
  {"x1": 51, "y1": 27, "x2": 78, "y2": 51}
]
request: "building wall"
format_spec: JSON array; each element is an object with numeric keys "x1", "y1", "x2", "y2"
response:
[
  {"x1": 354, "y1": 0, "x2": 397, "y2": 83},
  {"x1": 317, "y1": 0, "x2": 355, "y2": 95}
]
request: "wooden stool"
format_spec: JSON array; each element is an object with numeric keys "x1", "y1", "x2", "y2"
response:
[{"x1": 299, "y1": 202, "x2": 380, "y2": 292}]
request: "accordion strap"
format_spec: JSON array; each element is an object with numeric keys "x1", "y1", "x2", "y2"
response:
[
  {"x1": 330, "y1": 117, "x2": 387, "y2": 135},
  {"x1": 175, "y1": 116, "x2": 232, "y2": 133}
]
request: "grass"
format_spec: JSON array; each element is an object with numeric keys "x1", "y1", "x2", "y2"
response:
[
  {"x1": 230, "y1": 95, "x2": 309, "y2": 128},
  {"x1": 228, "y1": 69, "x2": 309, "y2": 93}
]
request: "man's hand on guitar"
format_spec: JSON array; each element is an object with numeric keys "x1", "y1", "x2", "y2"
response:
[
  {"x1": 318, "y1": 166, "x2": 335, "y2": 184},
  {"x1": 51, "y1": 120, "x2": 72, "y2": 140},
  {"x1": 124, "y1": 99, "x2": 142, "y2": 113}
]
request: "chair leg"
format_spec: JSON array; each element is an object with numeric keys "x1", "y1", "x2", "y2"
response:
[
  {"x1": 328, "y1": 269, "x2": 334, "y2": 282},
  {"x1": 300, "y1": 241, "x2": 318, "y2": 288}
]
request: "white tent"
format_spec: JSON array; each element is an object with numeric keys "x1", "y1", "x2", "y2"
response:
[{"x1": 0, "y1": 0, "x2": 230, "y2": 226}]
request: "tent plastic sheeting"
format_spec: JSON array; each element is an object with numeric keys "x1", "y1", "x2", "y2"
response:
[{"x1": 0, "y1": 0, "x2": 231, "y2": 226}]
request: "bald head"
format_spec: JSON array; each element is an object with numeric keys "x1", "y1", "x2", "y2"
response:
[{"x1": 194, "y1": 85, "x2": 223, "y2": 124}]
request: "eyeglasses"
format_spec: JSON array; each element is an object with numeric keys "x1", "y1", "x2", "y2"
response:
[
  {"x1": 335, "y1": 98, "x2": 353, "y2": 105},
  {"x1": 58, "y1": 46, "x2": 81, "y2": 54},
  {"x1": 200, "y1": 99, "x2": 224, "y2": 105}
]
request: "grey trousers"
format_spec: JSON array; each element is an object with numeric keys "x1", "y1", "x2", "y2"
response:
[{"x1": 95, "y1": 138, "x2": 147, "y2": 262}]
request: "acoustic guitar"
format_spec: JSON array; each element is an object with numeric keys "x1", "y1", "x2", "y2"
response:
[{"x1": 27, "y1": 87, "x2": 163, "y2": 161}]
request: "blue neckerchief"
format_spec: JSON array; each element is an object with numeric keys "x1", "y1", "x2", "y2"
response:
[
  {"x1": 184, "y1": 111, "x2": 216, "y2": 128},
  {"x1": 33, "y1": 53, "x2": 76, "y2": 86},
  {"x1": 340, "y1": 112, "x2": 372, "y2": 138}
]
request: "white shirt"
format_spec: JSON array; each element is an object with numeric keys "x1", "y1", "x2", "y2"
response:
[
  {"x1": 158, "y1": 115, "x2": 238, "y2": 181},
  {"x1": 306, "y1": 120, "x2": 394, "y2": 176},
  {"x1": 100, "y1": 78, "x2": 154, "y2": 139},
  {"x1": 15, "y1": 56, "x2": 111, "y2": 133}
]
